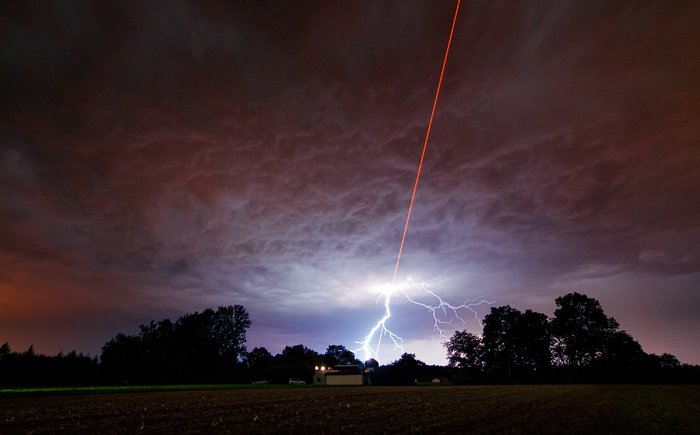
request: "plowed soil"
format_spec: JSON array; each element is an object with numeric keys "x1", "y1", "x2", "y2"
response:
[{"x1": 1, "y1": 385, "x2": 698, "y2": 434}]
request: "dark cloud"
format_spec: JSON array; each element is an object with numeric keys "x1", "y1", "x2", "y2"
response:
[{"x1": 1, "y1": 1, "x2": 699, "y2": 364}]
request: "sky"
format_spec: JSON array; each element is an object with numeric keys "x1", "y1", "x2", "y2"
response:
[{"x1": 1, "y1": 1, "x2": 699, "y2": 366}]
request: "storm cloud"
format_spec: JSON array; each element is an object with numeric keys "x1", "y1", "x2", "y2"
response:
[{"x1": 1, "y1": 1, "x2": 699, "y2": 364}]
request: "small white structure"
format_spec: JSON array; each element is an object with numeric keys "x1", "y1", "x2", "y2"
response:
[{"x1": 313, "y1": 364, "x2": 365, "y2": 385}]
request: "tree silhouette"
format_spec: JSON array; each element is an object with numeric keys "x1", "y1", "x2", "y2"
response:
[
  {"x1": 24, "y1": 344, "x2": 36, "y2": 357},
  {"x1": 658, "y1": 353, "x2": 681, "y2": 369},
  {"x1": 482, "y1": 306, "x2": 521, "y2": 378},
  {"x1": 246, "y1": 346, "x2": 273, "y2": 369},
  {"x1": 100, "y1": 305, "x2": 251, "y2": 384},
  {"x1": 3, "y1": 292, "x2": 698, "y2": 387},
  {"x1": 601, "y1": 331, "x2": 645, "y2": 364},
  {"x1": 0, "y1": 342, "x2": 10, "y2": 360},
  {"x1": 364, "y1": 358, "x2": 379, "y2": 369},
  {"x1": 323, "y1": 345, "x2": 359, "y2": 367},
  {"x1": 101, "y1": 333, "x2": 145, "y2": 383},
  {"x1": 261, "y1": 344, "x2": 321, "y2": 383},
  {"x1": 444, "y1": 331, "x2": 483, "y2": 369},
  {"x1": 482, "y1": 306, "x2": 551, "y2": 381},
  {"x1": 0, "y1": 344, "x2": 98, "y2": 387},
  {"x1": 551, "y1": 293, "x2": 619, "y2": 367},
  {"x1": 369, "y1": 353, "x2": 426, "y2": 385},
  {"x1": 210, "y1": 305, "x2": 251, "y2": 362},
  {"x1": 514, "y1": 309, "x2": 551, "y2": 371},
  {"x1": 279, "y1": 344, "x2": 321, "y2": 366},
  {"x1": 392, "y1": 352, "x2": 425, "y2": 369}
]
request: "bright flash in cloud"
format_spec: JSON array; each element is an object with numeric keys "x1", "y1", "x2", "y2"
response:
[{"x1": 355, "y1": 276, "x2": 492, "y2": 363}]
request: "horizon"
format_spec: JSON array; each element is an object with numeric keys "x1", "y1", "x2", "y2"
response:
[{"x1": 1, "y1": 287, "x2": 693, "y2": 367}]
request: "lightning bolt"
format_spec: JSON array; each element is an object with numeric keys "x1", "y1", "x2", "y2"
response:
[
  {"x1": 356, "y1": 0, "x2": 469, "y2": 364},
  {"x1": 355, "y1": 277, "x2": 492, "y2": 363},
  {"x1": 401, "y1": 277, "x2": 492, "y2": 338},
  {"x1": 356, "y1": 289, "x2": 405, "y2": 362}
]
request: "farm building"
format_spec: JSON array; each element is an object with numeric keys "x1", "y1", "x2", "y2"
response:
[{"x1": 313, "y1": 364, "x2": 368, "y2": 385}]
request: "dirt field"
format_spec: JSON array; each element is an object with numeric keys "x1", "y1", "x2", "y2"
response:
[{"x1": 1, "y1": 384, "x2": 698, "y2": 434}]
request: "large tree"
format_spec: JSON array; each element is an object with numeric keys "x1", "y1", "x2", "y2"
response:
[
  {"x1": 209, "y1": 305, "x2": 251, "y2": 362},
  {"x1": 279, "y1": 344, "x2": 321, "y2": 367},
  {"x1": 101, "y1": 333, "x2": 146, "y2": 383},
  {"x1": 481, "y1": 306, "x2": 552, "y2": 379},
  {"x1": 482, "y1": 306, "x2": 522, "y2": 377},
  {"x1": 370, "y1": 352, "x2": 426, "y2": 386},
  {"x1": 100, "y1": 305, "x2": 251, "y2": 383},
  {"x1": 392, "y1": 352, "x2": 426, "y2": 369},
  {"x1": 551, "y1": 293, "x2": 619, "y2": 367},
  {"x1": 514, "y1": 309, "x2": 551, "y2": 370},
  {"x1": 600, "y1": 331, "x2": 645, "y2": 365},
  {"x1": 364, "y1": 358, "x2": 379, "y2": 369},
  {"x1": 323, "y1": 345, "x2": 359, "y2": 367},
  {"x1": 444, "y1": 330, "x2": 483, "y2": 369},
  {"x1": 246, "y1": 346, "x2": 274, "y2": 369}
]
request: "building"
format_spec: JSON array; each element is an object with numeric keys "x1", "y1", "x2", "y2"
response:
[{"x1": 313, "y1": 364, "x2": 367, "y2": 385}]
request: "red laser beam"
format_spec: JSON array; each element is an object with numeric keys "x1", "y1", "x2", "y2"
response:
[{"x1": 374, "y1": 0, "x2": 462, "y2": 359}]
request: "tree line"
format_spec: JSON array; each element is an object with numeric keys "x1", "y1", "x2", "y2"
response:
[
  {"x1": 0, "y1": 343, "x2": 99, "y2": 387},
  {"x1": 100, "y1": 305, "x2": 250, "y2": 384},
  {"x1": 1, "y1": 294, "x2": 698, "y2": 387},
  {"x1": 0, "y1": 305, "x2": 372, "y2": 386},
  {"x1": 444, "y1": 292, "x2": 699, "y2": 384}
]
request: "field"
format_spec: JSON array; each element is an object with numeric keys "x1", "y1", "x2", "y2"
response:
[{"x1": 1, "y1": 384, "x2": 698, "y2": 434}]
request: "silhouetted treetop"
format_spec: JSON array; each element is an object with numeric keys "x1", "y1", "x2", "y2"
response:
[
  {"x1": 551, "y1": 292, "x2": 619, "y2": 367},
  {"x1": 323, "y1": 345, "x2": 359, "y2": 367},
  {"x1": 481, "y1": 306, "x2": 551, "y2": 381},
  {"x1": 391, "y1": 353, "x2": 426, "y2": 369},
  {"x1": 100, "y1": 305, "x2": 251, "y2": 384},
  {"x1": 442, "y1": 292, "x2": 696, "y2": 384},
  {"x1": 444, "y1": 331, "x2": 483, "y2": 369},
  {"x1": 279, "y1": 344, "x2": 321, "y2": 367},
  {"x1": 246, "y1": 346, "x2": 273, "y2": 369}
]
